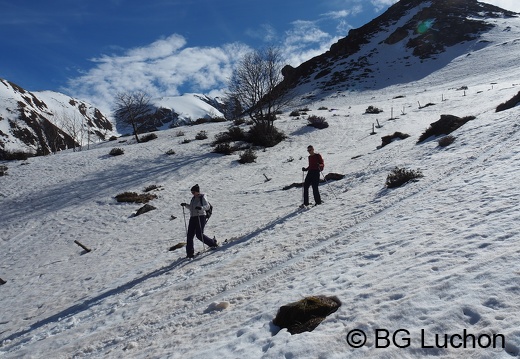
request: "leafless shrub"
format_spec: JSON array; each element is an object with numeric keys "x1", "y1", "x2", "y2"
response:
[
  {"x1": 365, "y1": 105, "x2": 383, "y2": 114},
  {"x1": 213, "y1": 143, "x2": 235, "y2": 155},
  {"x1": 0, "y1": 150, "x2": 33, "y2": 161},
  {"x1": 109, "y1": 148, "x2": 124, "y2": 156},
  {"x1": 386, "y1": 167, "x2": 424, "y2": 188},
  {"x1": 195, "y1": 130, "x2": 208, "y2": 140},
  {"x1": 238, "y1": 148, "x2": 257, "y2": 164},
  {"x1": 139, "y1": 133, "x2": 158, "y2": 142},
  {"x1": 307, "y1": 115, "x2": 329, "y2": 129}
]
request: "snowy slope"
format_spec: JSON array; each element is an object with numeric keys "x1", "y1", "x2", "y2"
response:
[
  {"x1": 153, "y1": 93, "x2": 224, "y2": 126},
  {"x1": 2, "y1": 14, "x2": 520, "y2": 359}
]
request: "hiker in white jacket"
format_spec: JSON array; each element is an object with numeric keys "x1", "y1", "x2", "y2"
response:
[{"x1": 180, "y1": 184, "x2": 218, "y2": 258}]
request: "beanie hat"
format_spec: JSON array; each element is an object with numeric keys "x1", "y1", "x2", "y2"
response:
[{"x1": 191, "y1": 184, "x2": 200, "y2": 193}]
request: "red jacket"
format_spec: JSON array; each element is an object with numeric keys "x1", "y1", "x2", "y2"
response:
[{"x1": 307, "y1": 153, "x2": 324, "y2": 171}]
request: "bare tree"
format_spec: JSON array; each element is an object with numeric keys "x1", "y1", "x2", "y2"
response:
[
  {"x1": 56, "y1": 111, "x2": 84, "y2": 152},
  {"x1": 227, "y1": 46, "x2": 289, "y2": 146},
  {"x1": 113, "y1": 91, "x2": 154, "y2": 143}
]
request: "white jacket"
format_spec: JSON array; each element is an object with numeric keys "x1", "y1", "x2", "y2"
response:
[{"x1": 188, "y1": 194, "x2": 210, "y2": 217}]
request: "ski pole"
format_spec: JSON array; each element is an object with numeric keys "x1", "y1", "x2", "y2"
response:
[
  {"x1": 320, "y1": 170, "x2": 338, "y2": 199},
  {"x1": 302, "y1": 170, "x2": 305, "y2": 204},
  {"x1": 182, "y1": 206, "x2": 188, "y2": 236}
]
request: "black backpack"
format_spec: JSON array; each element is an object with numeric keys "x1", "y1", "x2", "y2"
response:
[{"x1": 200, "y1": 195, "x2": 213, "y2": 220}]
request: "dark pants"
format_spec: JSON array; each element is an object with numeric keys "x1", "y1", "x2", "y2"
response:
[
  {"x1": 186, "y1": 215, "x2": 217, "y2": 256},
  {"x1": 303, "y1": 170, "x2": 321, "y2": 205}
]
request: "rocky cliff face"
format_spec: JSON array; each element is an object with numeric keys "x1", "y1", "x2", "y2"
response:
[
  {"x1": 0, "y1": 79, "x2": 114, "y2": 159},
  {"x1": 279, "y1": 0, "x2": 517, "y2": 95}
]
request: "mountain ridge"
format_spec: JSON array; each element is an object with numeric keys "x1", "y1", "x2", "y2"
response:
[
  {"x1": 280, "y1": 0, "x2": 518, "y2": 97},
  {"x1": 0, "y1": 81, "x2": 224, "y2": 158},
  {"x1": 0, "y1": 79, "x2": 115, "y2": 158}
]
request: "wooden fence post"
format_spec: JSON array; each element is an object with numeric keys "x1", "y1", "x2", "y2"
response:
[{"x1": 74, "y1": 240, "x2": 91, "y2": 253}]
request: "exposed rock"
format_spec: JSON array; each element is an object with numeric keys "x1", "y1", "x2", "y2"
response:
[
  {"x1": 135, "y1": 204, "x2": 156, "y2": 216},
  {"x1": 273, "y1": 295, "x2": 341, "y2": 334}
]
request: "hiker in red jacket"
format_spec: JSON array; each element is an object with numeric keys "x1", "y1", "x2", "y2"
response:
[{"x1": 302, "y1": 145, "x2": 324, "y2": 206}]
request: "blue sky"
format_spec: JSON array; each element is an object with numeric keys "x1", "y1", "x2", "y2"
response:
[{"x1": 1, "y1": 0, "x2": 518, "y2": 112}]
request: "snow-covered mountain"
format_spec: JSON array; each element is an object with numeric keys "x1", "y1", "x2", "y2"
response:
[
  {"x1": 0, "y1": 79, "x2": 115, "y2": 159},
  {"x1": 281, "y1": 0, "x2": 518, "y2": 96},
  {"x1": 150, "y1": 93, "x2": 225, "y2": 129},
  {"x1": 0, "y1": 81, "x2": 225, "y2": 159},
  {"x1": 2, "y1": 1, "x2": 520, "y2": 358}
]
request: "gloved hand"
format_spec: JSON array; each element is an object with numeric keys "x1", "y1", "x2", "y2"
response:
[
  {"x1": 180, "y1": 203, "x2": 188, "y2": 207},
  {"x1": 302, "y1": 167, "x2": 307, "y2": 172},
  {"x1": 195, "y1": 206, "x2": 202, "y2": 210}
]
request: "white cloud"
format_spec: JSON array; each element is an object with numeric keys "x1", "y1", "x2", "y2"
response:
[
  {"x1": 286, "y1": 20, "x2": 331, "y2": 45},
  {"x1": 66, "y1": 35, "x2": 250, "y2": 113},
  {"x1": 125, "y1": 34, "x2": 186, "y2": 61},
  {"x1": 322, "y1": 10, "x2": 351, "y2": 19},
  {"x1": 280, "y1": 20, "x2": 341, "y2": 68}
]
